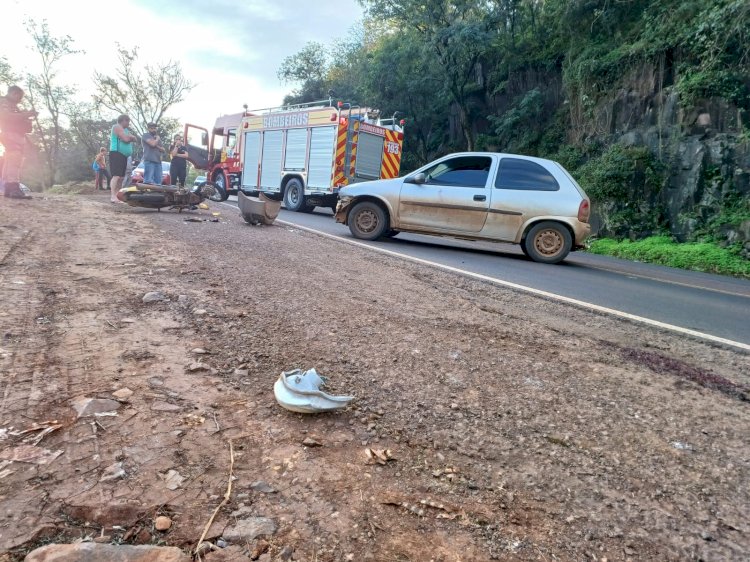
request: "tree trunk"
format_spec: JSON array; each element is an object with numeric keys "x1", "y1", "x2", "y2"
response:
[{"x1": 459, "y1": 104, "x2": 474, "y2": 151}]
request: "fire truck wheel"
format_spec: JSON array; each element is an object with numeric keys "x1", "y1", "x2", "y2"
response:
[
  {"x1": 283, "y1": 178, "x2": 306, "y2": 212},
  {"x1": 348, "y1": 201, "x2": 388, "y2": 241}
]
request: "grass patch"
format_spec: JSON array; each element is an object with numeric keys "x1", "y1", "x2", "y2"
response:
[
  {"x1": 45, "y1": 182, "x2": 93, "y2": 195},
  {"x1": 588, "y1": 236, "x2": 750, "y2": 278}
]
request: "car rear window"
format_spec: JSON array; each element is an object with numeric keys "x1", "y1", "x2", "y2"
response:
[{"x1": 495, "y1": 158, "x2": 559, "y2": 191}]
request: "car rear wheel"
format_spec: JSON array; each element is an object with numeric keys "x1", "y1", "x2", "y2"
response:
[
  {"x1": 348, "y1": 201, "x2": 388, "y2": 241},
  {"x1": 283, "y1": 178, "x2": 306, "y2": 212},
  {"x1": 522, "y1": 221, "x2": 572, "y2": 264},
  {"x1": 210, "y1": 172, "x2": 229, "y2": 202}
]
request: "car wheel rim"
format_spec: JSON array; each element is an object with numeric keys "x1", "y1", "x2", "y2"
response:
[
  {"x1": 534, "y1": 229, "x2": 563, "y2": 257},
  {"x1": 355, "y1": 210, "x2": 379, "y2": 233}
]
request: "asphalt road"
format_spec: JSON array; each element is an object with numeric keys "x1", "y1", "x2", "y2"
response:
[{"x1": 222, "y1": 196, "x2": 750, "y2": 348}]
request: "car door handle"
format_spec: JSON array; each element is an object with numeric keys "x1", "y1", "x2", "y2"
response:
[{"x1": 473, "y1": 194, "x2": 486, "y2": 201}]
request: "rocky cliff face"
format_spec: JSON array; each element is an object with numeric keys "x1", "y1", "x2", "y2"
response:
[
  {"x1": 465, "y1": 63, "x2": 750, "y2": 254},
  {"x1": 604, "y1": 80, "x2": 749, "y2": 253}
]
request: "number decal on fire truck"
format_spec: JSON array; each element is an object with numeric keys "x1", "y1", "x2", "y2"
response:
[{"x1": 386, "y1": 141, "x2": 400, "y2": 155}]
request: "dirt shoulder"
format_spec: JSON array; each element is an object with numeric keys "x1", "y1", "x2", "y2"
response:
[{"x1": 0, "y1": 192, "x2": 748, "y2": 561}]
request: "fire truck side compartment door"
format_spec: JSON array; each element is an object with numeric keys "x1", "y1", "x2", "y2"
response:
[
  {"x1": 355, "y1": 132, "x2": 385, "y2": 179},
  {"x1": 241, "y1": 131, "x2": 260, "y2": 189},
  {"x1": 308, "y1": 126, "x2": 337, "y2": 189},
  {"x1": 260, "y1": 130, "x2": 283, "y2": 190},
  {"x1": 284, "y1": 128, "x2": 307, "y2": 170}
]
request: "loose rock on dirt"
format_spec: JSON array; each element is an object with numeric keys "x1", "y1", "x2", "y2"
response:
[{"x1": 24, "y1": 543, "x2": 189, "y2": 561}]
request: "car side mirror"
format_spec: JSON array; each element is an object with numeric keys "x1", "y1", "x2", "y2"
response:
[
  {"x1": 201, "y1": 133, "x2": 209, "y2": 146},
  {"x1": 406, "y1": 172, "x2": 426, "y2": 185}
]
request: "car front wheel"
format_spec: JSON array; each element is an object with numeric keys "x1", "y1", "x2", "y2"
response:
[
  {"x1": 348, "y1": 201, "x2": 388, "y2": 241},
  {"x1": 522, "y1": 221, "x2": 572, "y2": 264}
]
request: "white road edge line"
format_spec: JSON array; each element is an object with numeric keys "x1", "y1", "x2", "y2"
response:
[{"x1": 220, "y1": 201, "x2": 750, "y2": 352}]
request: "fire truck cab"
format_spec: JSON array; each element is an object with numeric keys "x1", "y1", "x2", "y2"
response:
[
  {"x1": 238, "y1": 100, "x2": 404, "y2": 212},
  {"x1": 183, "y1": 112, "x2": 249, "y2": 201}
]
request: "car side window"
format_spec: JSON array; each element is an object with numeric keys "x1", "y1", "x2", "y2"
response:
[
  {"x1": 495, "y1": 158, "x2": 559, "y2": 191},
  {"x1": 423, "y1": 156, "x2": 492, "y2": 188}
]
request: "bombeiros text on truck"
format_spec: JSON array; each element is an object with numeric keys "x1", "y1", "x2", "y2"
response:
[{"x1": 182, "y1": 98, "x2": 405, "y2": 211}]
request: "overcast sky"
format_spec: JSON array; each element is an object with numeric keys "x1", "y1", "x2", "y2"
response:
[{"x1": 1, "y1": 0, "x2": 363, "y2": 127}]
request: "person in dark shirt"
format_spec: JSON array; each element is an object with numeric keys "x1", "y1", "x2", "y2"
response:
[
  {"x1": 0, "y1": 85, "x2": 36, "y2": 199},
  {"x1": 169, "y1": 135, "x2": 189, "y2": 187}
]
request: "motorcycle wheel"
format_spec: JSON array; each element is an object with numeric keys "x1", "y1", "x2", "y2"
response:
[{"x1": 210, "y1": 174, "x2": 229, "y2": 202}]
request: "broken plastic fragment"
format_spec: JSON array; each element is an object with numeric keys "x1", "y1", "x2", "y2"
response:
[
  {"x1": 273, "y1": 368, "x2": 354, "y2": 413},
  {"x1": 238, "y1": 191, "x2": 281, "y2": 225}
]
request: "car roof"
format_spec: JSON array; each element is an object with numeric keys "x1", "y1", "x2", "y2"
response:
[{"x1": 438, "y1": 152, "x2": 560, "y2": 168}]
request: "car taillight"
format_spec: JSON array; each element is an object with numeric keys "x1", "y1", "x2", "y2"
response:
[{"x1": 578, "y1": 200, "x2": 590, "y2": 223}]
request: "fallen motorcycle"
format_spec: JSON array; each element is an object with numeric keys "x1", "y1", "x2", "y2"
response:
[{"x1": 116, "y1": 182, "x2": 216, "y2": 211}]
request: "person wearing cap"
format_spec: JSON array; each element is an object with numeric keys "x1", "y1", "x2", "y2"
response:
[
  {"x1": 141, "y1": 122, "x2": 165, "y2": 185},
  {"x1": 0, "y1": 85, "x2": 37, "y2": 199},
  {"x1": 109, "y1": 114, "x2": 137, "y2": 203}
]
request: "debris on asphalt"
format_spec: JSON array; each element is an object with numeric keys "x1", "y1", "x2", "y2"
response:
[{"x1": 273, "y1": 368, "x2": 354, "y2": 413}]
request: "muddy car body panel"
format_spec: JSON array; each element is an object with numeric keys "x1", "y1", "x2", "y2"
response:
[{"x1": 335, "y1": 152, "x2": 591, "y2": 263}]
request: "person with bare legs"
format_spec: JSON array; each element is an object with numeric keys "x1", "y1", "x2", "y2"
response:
[{"x1": 109, "y1": 114, "x2": 137, "y2": 203}]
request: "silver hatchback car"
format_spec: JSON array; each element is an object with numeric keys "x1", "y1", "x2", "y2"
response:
[{"x1": 335, "y1": 152, "x2": 591, "y2": 263}]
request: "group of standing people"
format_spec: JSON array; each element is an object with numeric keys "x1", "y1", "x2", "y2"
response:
[
  {"x1": 99, "y1": 117, "x2": 190, "y2": 203},
  {"x1": 0, "y1": 86, "x2": 193, "y2": 202}
]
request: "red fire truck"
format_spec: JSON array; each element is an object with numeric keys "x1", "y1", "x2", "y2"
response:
[
  {"x1": 183, "y1": 111, "x2": 249, "y2": 201},
  {"x1": 239, "y1": 100, "x2": 404, "y2": 212}
]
